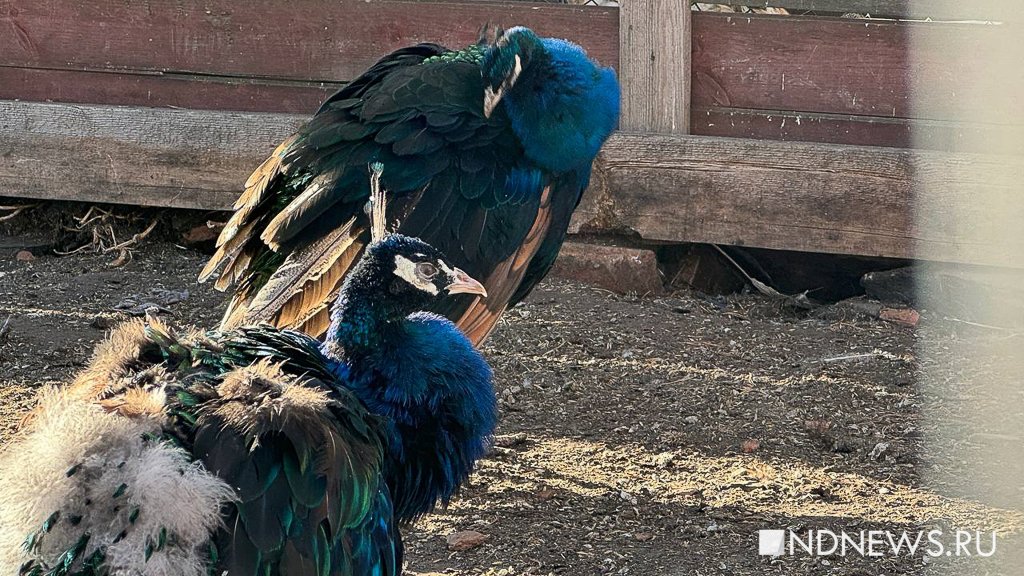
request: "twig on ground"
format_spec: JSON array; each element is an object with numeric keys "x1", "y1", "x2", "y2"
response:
[
  {"x1": 0, "y1": 204, "x2": 39, "y2": 222},
  {"x1": 103, "y1": 219, "x2": 158, "y2": 253},
  {"x1": 941, "y1": 316, "x2": 1023, "y2": 336},
  {"x1": 711, "y1": 244, "x2": 817, "y2": 309}
]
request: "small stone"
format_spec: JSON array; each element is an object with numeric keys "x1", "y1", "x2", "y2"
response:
[
  {"x1": 90, "y1": 315, "x2": 114, "y2": 330},
  {"x1": 683, "y1": 415, "x2": 699, "y2": 425},
  {"x1": 831, "y1": 438, "x2": 854, "y2": 453},
  {"x1": 868, "y1": 442, "x2": 890, "y2": 460},
  {"x1": 446, "y1": 530, "x2": 488, "y2": 551},
  {"x1": 15, "y1": 250, "x2": 35, "y2": 262},
  {"x1": 181, "y1": 223, "x2": 220, "y2": 245},
  {"x1": 652, "y1": 452, "x2": 675, "y2": 469},
  {"x1": 535, "y1": 485, "x2": 557, "y2": 501},
  {"x1": 878, "y1": 486, "x2": 890, "y2": 495},
  {"x1": 114, "y1": 289, "x2": 190, "y2": 316},
  {"x1": 879, "y1": 307, "x2": 920, "y2": 327},
  {"x1": 493, "y1": 433, "x2": 527, "y2": 448},
  {"x1": 804, "y1": 419, "x2": 832, "y2": 435}
]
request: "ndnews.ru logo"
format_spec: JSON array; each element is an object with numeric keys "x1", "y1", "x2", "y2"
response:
[{"x1": 758, "y1": 529, "x2": 997, "y2": 558}]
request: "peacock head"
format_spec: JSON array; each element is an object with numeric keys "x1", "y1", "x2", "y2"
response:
[
  {"x1": 481, "y1": 26, "x2": 542, "y2": 119},
  {"x1": 362, "y1": 234, "x2": 487, "y2": 316},
  {"x1": 481, "y1": 26, "x2": 620, "y2": 172},
  {"x1": 329, "y1": 233, "x2": 485, "y2": 336}
]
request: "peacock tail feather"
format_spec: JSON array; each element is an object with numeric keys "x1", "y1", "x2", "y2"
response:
[{"x1": 1, "y1": 318, "x2": 398, "y2": 576}]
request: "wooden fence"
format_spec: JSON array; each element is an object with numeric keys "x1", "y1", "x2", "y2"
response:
[{"x1": 1, "y1": 0, "x2": 1021, "y2": 266}]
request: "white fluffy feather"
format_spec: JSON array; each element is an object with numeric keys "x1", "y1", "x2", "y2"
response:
[{"x1": 0, "y1": 387, "x2": 234, "y2": 575}]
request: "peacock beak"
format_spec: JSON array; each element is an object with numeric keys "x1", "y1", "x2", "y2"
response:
[{"x1": 446, "y1": 268, "x2": 488, "y2": 297}]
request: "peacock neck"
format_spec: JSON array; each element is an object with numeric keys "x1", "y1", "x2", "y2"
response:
[
  {"x1": 322, "y1": 295, "x2": 447, "y2": 521},
  {"x1": 326, "y1": 308, "x2": 486, "y2": 522},
  {"x1": 323, "y1": 285, "x2": 402, "y2": 360}
]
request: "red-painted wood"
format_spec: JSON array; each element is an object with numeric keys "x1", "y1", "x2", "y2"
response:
[
  {"x1": 0, "y1": 0, "x2": 619, "y2": 82},
  {"x1": 691, "y1": 14, "x2": 1018, "y2": 124},
  {"x1": 2, "y1": 3, "x2": 1014, "y2": 148},
  {"x1": 692, "y1": 107, "x2": 1018, "y2": 152},
  {"x1": 0, "y1": 67, "x2": 334, "y2": 114}
]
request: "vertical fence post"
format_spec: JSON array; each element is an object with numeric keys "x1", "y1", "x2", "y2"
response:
[{"x1": 618, "y1": 0, "x2": 691, "y2": 134}]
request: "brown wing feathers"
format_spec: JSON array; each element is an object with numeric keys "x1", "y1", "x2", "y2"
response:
[
  {"x1": 198, "y1": 134, "x2": 297, "y2": 285},
  {"x1": 239, "y1": 134, "x2": 297, "y2": 216},
  {"x1": 205, "y1": 127, "x2": 375, "y2": 335},
  {"x1": 454, "y1": 185, "x2": 553, "y2": 345},
  {"x1": 259, "y1": 167, "x2": 346, "y2": 251},
  {"x1": 205, "y1": 220, "x2": 260, "y2": 291},
  {"x1": 220, "y1": 219, "x2": 368, "y2": 334},
  {"x1": 208, "y1": 123, "x2": 555, "y2": 346}
]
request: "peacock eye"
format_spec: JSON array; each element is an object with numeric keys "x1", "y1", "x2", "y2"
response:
[{"x1": 416, "y1": 262, "x2": 438, "y2": 279}]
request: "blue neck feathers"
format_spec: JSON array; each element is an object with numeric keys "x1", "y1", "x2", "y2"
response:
[
  {"x1": 323, "y1": 276, "x2": 496, "y2": 522},
  {"x1": 501, "y1": 39, "x2": 620, "y2": 174}
]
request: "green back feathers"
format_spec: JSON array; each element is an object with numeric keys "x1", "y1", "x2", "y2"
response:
[{"x1": 421, "y1": 44, "x2": 486, "y2": 65}]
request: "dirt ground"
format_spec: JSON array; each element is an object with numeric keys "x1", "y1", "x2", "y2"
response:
[{"x1": 1, "y1": 229, "x2": 1023, "y2": 575}]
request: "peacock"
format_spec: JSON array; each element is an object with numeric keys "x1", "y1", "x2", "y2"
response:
[
  {"x1": 0, "y1": 174, "x2": 498, "y2": 576},
  {"x1": 200, "y1": 25, "x2": 621, "y2": 344}
]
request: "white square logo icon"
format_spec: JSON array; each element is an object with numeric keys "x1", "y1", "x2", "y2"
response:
[{"x1": 758, "y1": 530, "x2": 785, "y2": 556}]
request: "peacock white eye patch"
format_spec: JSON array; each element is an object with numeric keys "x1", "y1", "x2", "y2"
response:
[
  {"x1": 436, "y1": 259, "x2": 455, "y2": 277},
  {"x1": 394, "y1": 255, "x2": 439, "y2": 295}
]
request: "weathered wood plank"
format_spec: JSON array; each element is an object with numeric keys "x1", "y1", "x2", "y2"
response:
[
  {"x1": 570, "y1": 132, "x2": 1024, "y2": 267},
  {"x1": 618, "y1": 0, "x2": 690, "y2": 133},
  {"x1": 701, "y1": 0, "x2": 1008, "y2": 21},
  {"x1": 693, "y1": 106, "x2": 916, "y2": 147},
  {"x1": 0, "y1": 101, "x2": 303, "y2": 210},
  {"x1": 691, "y1": 106, "x2": 1020, "y2": 152},
  {"x1": 0, "y1": 67, "x2": 336, "y2": 114},
  {"x1": 691, "y1": 14, "x2": 1018, "y2": 124},
  {"x1": 0, "y1": 0, "x2": 618, "y2": 82},
  {"x1": 2, "y1": 101, "x2": 1021, "y2": 267}
]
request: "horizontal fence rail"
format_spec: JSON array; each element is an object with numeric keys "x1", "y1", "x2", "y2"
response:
[
  {"x1": 0, "y1": 1, "x2": 615, "y2": 114},
  {"x1": 571, "y1": 132, "x2": 1024, "y2": 267},
  {"x1": 2, "y1": 100, "x2": 1021, "y2": 267}
]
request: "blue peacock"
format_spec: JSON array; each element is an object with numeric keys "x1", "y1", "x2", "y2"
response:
[
  {"x1": 200, "y1": 25, "x2": 621, "y2": 344},
  {"x1": 0, "y1": 171, "x2": 498, "y2": 576}
]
